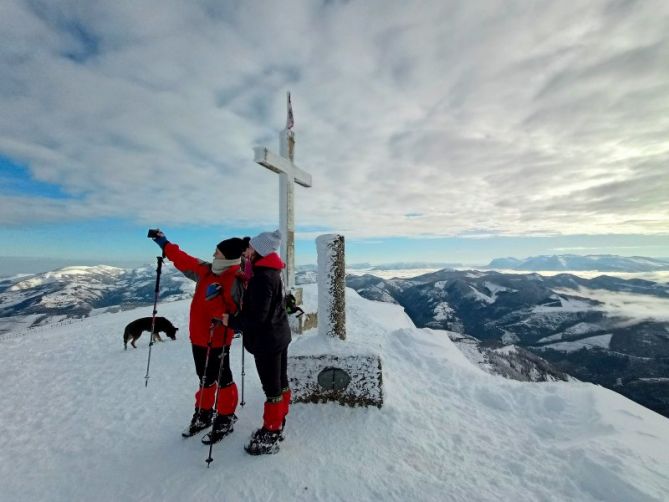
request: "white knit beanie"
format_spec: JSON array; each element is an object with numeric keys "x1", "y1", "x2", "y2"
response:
[{"x1": 250, "y1": 229, "x2": 282, "y2": 257}]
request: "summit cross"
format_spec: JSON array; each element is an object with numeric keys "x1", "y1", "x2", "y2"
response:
[{"x1": 253, "y1": 92, "x2": 312, "y2": 289}]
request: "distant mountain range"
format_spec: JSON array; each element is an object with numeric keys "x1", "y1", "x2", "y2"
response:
[
  {"x1": 487, "y1": 254, "x2": 669, "y2": 272},
  {"x1": 0, "y1": 264, "x2": 194, "y2": 334},
  {"x1": 346, "y1": 269, "x2": 669, "y2": 418},
  {"x1": 298, "y1": 261, "x2": 460, "y2": 271},
  {"x1": 299, "y1": 254, "x2": 669, "y2": 273}
]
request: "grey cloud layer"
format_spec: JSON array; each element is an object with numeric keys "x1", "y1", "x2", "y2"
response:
[{"x1": 1, "y1": 0, "x2": 668, "y2": 237}]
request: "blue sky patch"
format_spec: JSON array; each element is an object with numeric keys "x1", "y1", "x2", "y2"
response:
[{"x1": 0, "y1": 156, "x2": 70, "y2": 199}]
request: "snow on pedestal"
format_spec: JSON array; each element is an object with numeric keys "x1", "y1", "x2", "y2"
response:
[{"x1": 288, "y1": 235, "x2": 383, "y2": 408}]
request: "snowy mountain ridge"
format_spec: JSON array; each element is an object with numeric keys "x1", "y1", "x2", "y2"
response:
[
  {"x1": 0, "y1": 285, "x2": 668, "y2": 501},
  {"x1": 487, "y1": 254, "x2": 669, "y2": 272},
  {"x1": 0, "y1": 263, "x2": 194, "y2": 334}
]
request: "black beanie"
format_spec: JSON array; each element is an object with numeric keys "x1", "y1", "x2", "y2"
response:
[{"x1": 216, "y1": 238, "x2": 246, "y2": 259}]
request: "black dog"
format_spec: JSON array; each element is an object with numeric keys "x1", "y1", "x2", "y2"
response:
[{"x1": 123, "y1": 316, "x2": 178, "y2": 350}]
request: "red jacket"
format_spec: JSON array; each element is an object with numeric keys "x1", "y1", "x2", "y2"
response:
[{"x1": 164, "y1": 243, "x2": 240, "y2": 348}]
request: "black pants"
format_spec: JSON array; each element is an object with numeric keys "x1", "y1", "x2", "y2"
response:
[
  {"x1": 192, "y1": 344, "x2": 233, "y2": 387},
  {"x1": 254, "y1": 348, "x2": 288, "y2": 400}
]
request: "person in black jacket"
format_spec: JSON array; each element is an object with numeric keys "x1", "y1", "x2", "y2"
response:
[{"x1": 224, "y1": 229, "x2": 292, "y2": 455}]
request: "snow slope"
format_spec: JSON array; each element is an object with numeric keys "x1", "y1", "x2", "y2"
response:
[
  {"x1": 1, "y1": 286, "x2": 668, "y2": 501},
  {"x1": 536, "y1": 334, "x2": 614, "y2": 353}
]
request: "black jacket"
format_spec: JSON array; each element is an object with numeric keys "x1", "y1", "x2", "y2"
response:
[{"x1": 231, "y1": 254, "x2": 291, "y2": 355}]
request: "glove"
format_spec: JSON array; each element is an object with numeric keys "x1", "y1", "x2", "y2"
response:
[
  {"x1": 211, "y1": 315, "x2": 229, "y2": 327},
  {"x1": 206, "y1": 283, "x2": 222, "y2": 301},
  {"x1": 152, "y1": 231, "x2": 168, "y2": 250}
]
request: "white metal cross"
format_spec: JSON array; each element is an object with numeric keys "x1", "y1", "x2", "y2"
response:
[{"x1": 253, "y1": 93, "x2": 312, "y2": 288}]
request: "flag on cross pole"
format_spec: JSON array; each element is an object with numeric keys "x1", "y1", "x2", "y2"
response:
[{"x1": 286, "y1": 92, "x2": 294, "y2": 130}]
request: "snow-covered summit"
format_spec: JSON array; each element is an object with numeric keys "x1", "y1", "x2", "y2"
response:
[{"x1": 0, "y1": 285, "x2": 667, "y2": 501}]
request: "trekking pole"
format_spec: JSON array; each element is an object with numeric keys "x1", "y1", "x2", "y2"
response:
[
  {"x1": 206, "y1": 326, "x2": 229, "y2": 468},
  {"x1": 144, "y1": 254, "x2": 164, "y2": 387},
  {"x1": 196, "y1": 322, "x2": 216, "y2": 412},
  {"x1": 240, "y1": 331, "x2": 246, "y2": 407}
]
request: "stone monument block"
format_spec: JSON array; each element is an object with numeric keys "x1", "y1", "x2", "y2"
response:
[{"x1": 287, "y1": 234, "x2": 384, "y2": 408}]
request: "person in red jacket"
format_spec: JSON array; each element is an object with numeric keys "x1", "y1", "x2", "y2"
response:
[
  {"x1": 152, "y1": 231, "x2": 248, "y2": 442},
  {"x1": 224, "y1": 229, "x2": 292, "y2": 455}
]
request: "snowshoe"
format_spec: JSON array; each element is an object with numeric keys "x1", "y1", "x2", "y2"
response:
[
  {"x1": 201, "y1": 414, "x2": 237, "y2": 445},
  {"x1": 245, "y1": 428, "x2": 281, "y2": 455},
  {"x1": 182, "y1": 408, "x2": 213, "y2": 438},
  {"x1": 251, "y1": 419, "x2": 286, "y2": 442}
]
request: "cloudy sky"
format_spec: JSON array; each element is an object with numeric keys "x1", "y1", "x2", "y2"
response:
[{"x1": 1, "y1": 0, "x2": 668, "y2": 271}]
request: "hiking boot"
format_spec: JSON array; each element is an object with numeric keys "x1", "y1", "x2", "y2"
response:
[
  {"x1": 182, "y1": 408, "x2": 213, "y2": 438},
  {"x1": 245, "y1": 428, "x2": 281, "y2": 455},
  {"x1": 201, "y1": 414, "x2": 238, "y2": 445}
]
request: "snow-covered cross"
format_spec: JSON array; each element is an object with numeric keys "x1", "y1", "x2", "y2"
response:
[{"x1": 253, "y1": 92, "x2": 312, "y2": 289}]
